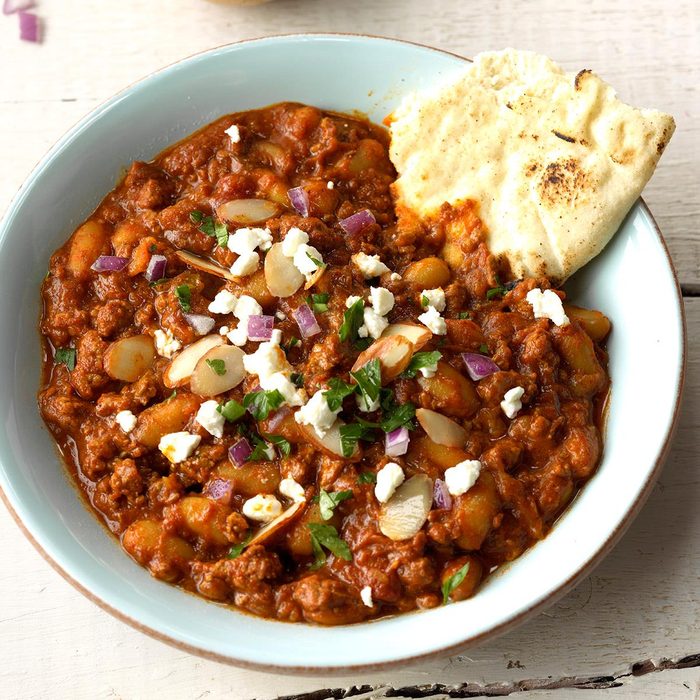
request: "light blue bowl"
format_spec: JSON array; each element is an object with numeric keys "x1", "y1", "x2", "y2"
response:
[{"x1": 0, "y1": 35, "x2": 686, "y2": 672}]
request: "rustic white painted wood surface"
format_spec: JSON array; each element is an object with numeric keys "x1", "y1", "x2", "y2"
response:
[{"x1": 0, "y1": 1, "x2": 698, "y2": 698}]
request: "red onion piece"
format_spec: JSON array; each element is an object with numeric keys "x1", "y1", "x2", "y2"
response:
[
  {"x1": 203, "y1": 478, "x2": 234, "y2": 505},
  {"x1": 266, "y1": 405, "x2": 292, "y2": 432},
  {"x1": 433, "y1": 478, "x2": 453, "y2": 510},
  {"x1": 145, "y1": 254, "x2": 167, "y2": 282},
  {"x1": 339, "y1": 209, "x2": 376, "y2": 236},
  {"x1": 229, "y1": 438, "x2": 252, "y2": 467},
  {"x1": 292, "y1": 304, "x2": 321, "y2": 338},
  {"x1": 287, "y1": 187, "x2": 309, "y2": 217},
  {"x1": 247, "y1": 314, "x2": 275, "y2": 341},
  {"x1": 3, "y1": 0, "x2": 34, "y2": 14},
  {"x1": 18, "y1": 10, "x2": 39, "y2": 41},
  {"x1": 90, "y1": 255, "x2": 129, "y2": 273},
  {"x1": 184, "y1": 313, "x2": 215, "y2": 336},
  {"x1": 385, "y1": 426, "x2": 410, "y2": 456},
  {"x1": 461, "y1": 352, "x2": 500, "y2": 381}
]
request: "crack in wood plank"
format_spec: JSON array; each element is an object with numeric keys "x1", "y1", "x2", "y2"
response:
[{"x1": 267, "y1": 654, "x2": 700, "y2": 700}]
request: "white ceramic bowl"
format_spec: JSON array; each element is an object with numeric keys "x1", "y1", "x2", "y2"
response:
[{"x1": 0, "y1": 34, "x2": 686, "y2": 672}]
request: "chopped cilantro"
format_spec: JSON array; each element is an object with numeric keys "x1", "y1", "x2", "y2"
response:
[
  {"x1": 217, "y1": 399, "x2": 245, "y2": 423},
  {"x1": 402, "y1": 351, "x2": 442, "y2": 379},
  {"x1": 227, "y1": 535, "x2": 251, "y2": 559},
  {"x1": 338, "y1": 421, "x2": 376, "y2": 458},
  {"x1": 149, "y1": 277, "x2": 169, "y2": 288},
  {"x1": 353, "y1": 337, "x2": 373, "y2": 351},
  {"x1": 148, "y1": 243, "x2": 157, "y2": 253},
  {"x1": 350, "y1": 358, "x2": 381, "y2": 406},
  {"x1": 243, "y1": 389, "x2": 285, "y2": 420},
  {"x1": 192, "y1": 211, "x2": 229, "y2": 248},
  {"x1": 323, "y1": 377, "x2": 357, "y2": 412},
  {"x1": 458, "y1": 311, "x2": 470, "y2": 319},
  {"x1": 380, "y1": 400, "x2": 416, "y2": 433},
  {"x1": 175, "y1": 284, "x2": 192, "y2": 313},
  {"x1": 283, "y1": 337, "x2": 300, "y2": 353},
  {"x1": 249, "y1": 438, "x2": 275, "y2": 461},
  {"x1": 442, "y1": 563, "x2": 470, "y2": 604},
  {"x1": 305, "y1": 251, "x2": 326, "y2": 269},
  {"x1": 307, "y1": 293, "x2": 330, "y2": 313},
  {"x1": 205, "y1": 358, "x2": 226, "y2": 375},
  {"x1": 486, "y1": 275, "x2": 507, "y2": 300},
  {"x1": 318, "y1": 489, "x2": 353, "y2": 520},
  {"x1": 357, "y1": 471, "x2": 377, "y2": 484},
  {"x1": 339, "y1": 298, "x2": 365, "y2": 344},
  {"x1": 54, "y1": 347, "x2": 76, "y2": 371},
  {"x1": 290, "y1": 372, "x2": 304, "y2": 388},
  {"x1": 308, "y1": 523, "x2": 352, "y2": 569},
  {"x1": 479, "y1": 343, "x2": 489, "y2": 355},
  {"x1": 265, "y1": 433, "x2": 291, "y2": 458},
  {"x1": 421, "y1": 294, "x2": 430, "y2": 307}
]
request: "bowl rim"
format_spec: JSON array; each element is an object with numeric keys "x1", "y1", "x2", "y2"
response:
[{"x1": 0, "y1": 32, "x2": 687, "y2": 674}]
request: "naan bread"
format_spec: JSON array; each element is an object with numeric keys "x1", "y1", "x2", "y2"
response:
[{"x1": 389, "y1": 49, "x2": 675, "y2": 283}]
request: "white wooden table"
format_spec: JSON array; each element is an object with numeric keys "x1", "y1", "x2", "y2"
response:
[{"x1": 1, "y1": 1, "x2": 698, "y2": 698}]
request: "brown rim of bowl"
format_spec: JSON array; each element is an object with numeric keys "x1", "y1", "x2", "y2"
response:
[{"x1": 0, "y1": 34, "x2": 688, "y2": 676}]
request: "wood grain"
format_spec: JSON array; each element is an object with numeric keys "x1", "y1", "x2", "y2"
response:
[{"x1": 0, "y1": 0, "x2": 698, "y2": 697}]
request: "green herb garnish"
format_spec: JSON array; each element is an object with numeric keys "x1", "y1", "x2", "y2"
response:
[
  {"x1": 265, "y1": 434, "x2": 291, "y2": 458},
  {"x1": 442, "y1": 563, "x2": 470, "y2": 605},
  {"x1": 54, "y1": 347, "x2": 76, "y2": 371},
  {"x1": 486, "y1": 275, "x2": 507, "y2": 300},
  {"x1": 306, "y1": 251, "x2": 326, "y2": 269},
  {"x1": 380, "y1": 400, "x2": 416, "y2": 433},
  {"x1": 339, "y1": 298, "x2": 365, "y2": 344},
  {"x1": 308, "y1": 523, "x2": 352, "y2": 569},
  {"x1": 205, "y1": 358, "x2": 226, "y2": 376},
  {"x1": 323, "y1": 376, "x2": 357, "y2": 412},
  {"x1": 479, "y1": 343, "x2": 489, "y2": 354},
  {"x1": 249, "y1": 438, "x2": 275, "y2": 461},
  {"x1": 318, "y1": 489, "x2": 353, "y2": 520},
  {"x1": 350, "y1": 358, "x2": 381, "y2": 406},
  {"x1": 338, "y1": 422, "x2": 376, "y2": 458},
  {"x1": 227, "y1": 535, "x2": 252, "y2": 559},
  {"x1": 458, "y1": 311, "x2": 470, "y2": 319},
  {"x1": 421, "y1": 294, "x2": 430, "y2": 307},
  {"x1": 357, "y1": 471, "x2": 377, "y2": 484},
  {"x1": 307, "y1": 293, "x2": 330, "y2": 313},
  {"x1": 283, "y1": 337, "x2": 300, "y2": 353},
  {"x1": 401, "y1": 351, "x2": 442, "y2": 379},
  {"x1": 243, "y1": 389, "x2": 285, "y2": 421},
  {"x1": 217, "y1": 399, "x2": 245, "y2": 423},
  {"x1": 175, "y1": 284, "x2": 192, "y2": 312},
  {"x1": 191, "y1": 210, "x2": 229, "y2": 248},
  {"x1": 290, "y1": 372, "x2": 304, "y2": 388}
]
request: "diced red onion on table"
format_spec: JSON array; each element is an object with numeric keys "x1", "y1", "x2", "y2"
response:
[
  {"x1": 90, "y1": 255, "x2": 129, "y2": 273},
  {"x1": 184, "y1": 313, "x2": 215, "y2": 336},
  {"x1": 461, "y1": 352, "x2": 499, "y2": 381},
  {"x1": 18, "y1": 10, "x2": 39, "y2": 42},
  {"x1": 229, "y1": 438, "x2": 252, "y2": 467},
  {"x1": 247, "y1": 314, "x2": 275, "y2": 341},
  {"x1": 144, "y1": 254, "x2": 167, "y2": 282},
  {"x1": 203, "y1": 478, "x2": 234, "y2": 505},
  {"x1": 339, "y1": 209, "x2": 376, "y2": 236},
  {"x1": 3, "y1": 0, "x2": 34, "y2": 14},
  {"x1": 385, "y1": 426, "x2": 410, "y2": 456},
  {"x1": 287, "y1": 187, "x2": 309, "y2": 217},
  {"x1": 292, "y1": 304, "x2": 321, "y2": 338},
  {"x1": 433, "y1": 478, "x2": 452, "y2": 510}
]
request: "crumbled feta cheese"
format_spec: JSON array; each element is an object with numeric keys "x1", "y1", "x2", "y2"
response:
[
  {"x1": 227, "y1": 227, "x2": 273, "y2": 255},
  {"x1": 158, "y1": 431, "x2": 201, "y2": 464},
  {"x1": 356, "y1": 392, "x2": 380, "y2": 413},
  {"x1": 360, "y1": 586, "x2": 374, "y2": 608},
  {"x1": 243, "y1": 335, "x2": 304, "y2": 406},
  {"x1": 264, "y1": 371, "x2": 306, "y2": 407},
  {"x1": 500, "y1": 386, "x2": 525, "y2": 419},
  {"x1": 418, "y1": 305, "x2": 447, "y2": 335},
  {"x1": 444, "y1": 459, "x2": 482, "y2": 496},
  {"x1": 375, "y1": 462, "x2": 405, "y2": 503},
  {"x1": 526, "y1": 288, "x2": 570, "y2": 327},
  {"x1": 281, "y1": 227, "x2": 309, "y2": 258},
  {"x1": 352, "y1": 252, "x2": 390, "y2": 279},
  {"x1": 346, "y1": 295, "x2": 363, "y2": 308},
  {"x1": 154, "y1": 329, "x2": 182, "y2": 358},
  {"x1": 370, "y1": 286, "x2": 395, "y2": 316},
  {"x1": 421, "y1": 287, "x2": 446, "y2": 312},
  {"x1": 219, "y1": 325, "x2": 230, "y2": 335},
  {"x1": 242, "y1": 494, "x2": 282, "y2": 523},
  {"x1": 115, "y1": 410, "x2": 137, "y2": 433},
  {"x1": 327, "y1": 181, "x2": 335, "y2": 190},
  {"x1": 390, "y1": 272, "x2": 402, "y2": 282},
  {"x1": 208, "y1": 289, "x2": 238, "y2": 315},
  {"x1": 294, "y1": 390, "x2": 340, "y2": 438},
  {"x1": 279, "y1": 478, "x2": 306, "y2": 503},
  {"x1": 227, "y1": 294, "x2": 263, "y2": 346},
  {"x1": 275, "y1": 311, "x2": 287, "y2": 321},
  {"x1": 225, "y1": 124, "x2": 241, "y2": 143},
  {"x1": 293, "y1": 243, "x2": 324, "y2": 279},
  {"x1": 230, "y1": 250, "x2": 260, "y2": 277},
  {"x1": 195, "y1": 400, "x2": 225, "y2": 439},
  {"x1": 362, "y1": 307, "x2": 389, "y2": 339}
]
